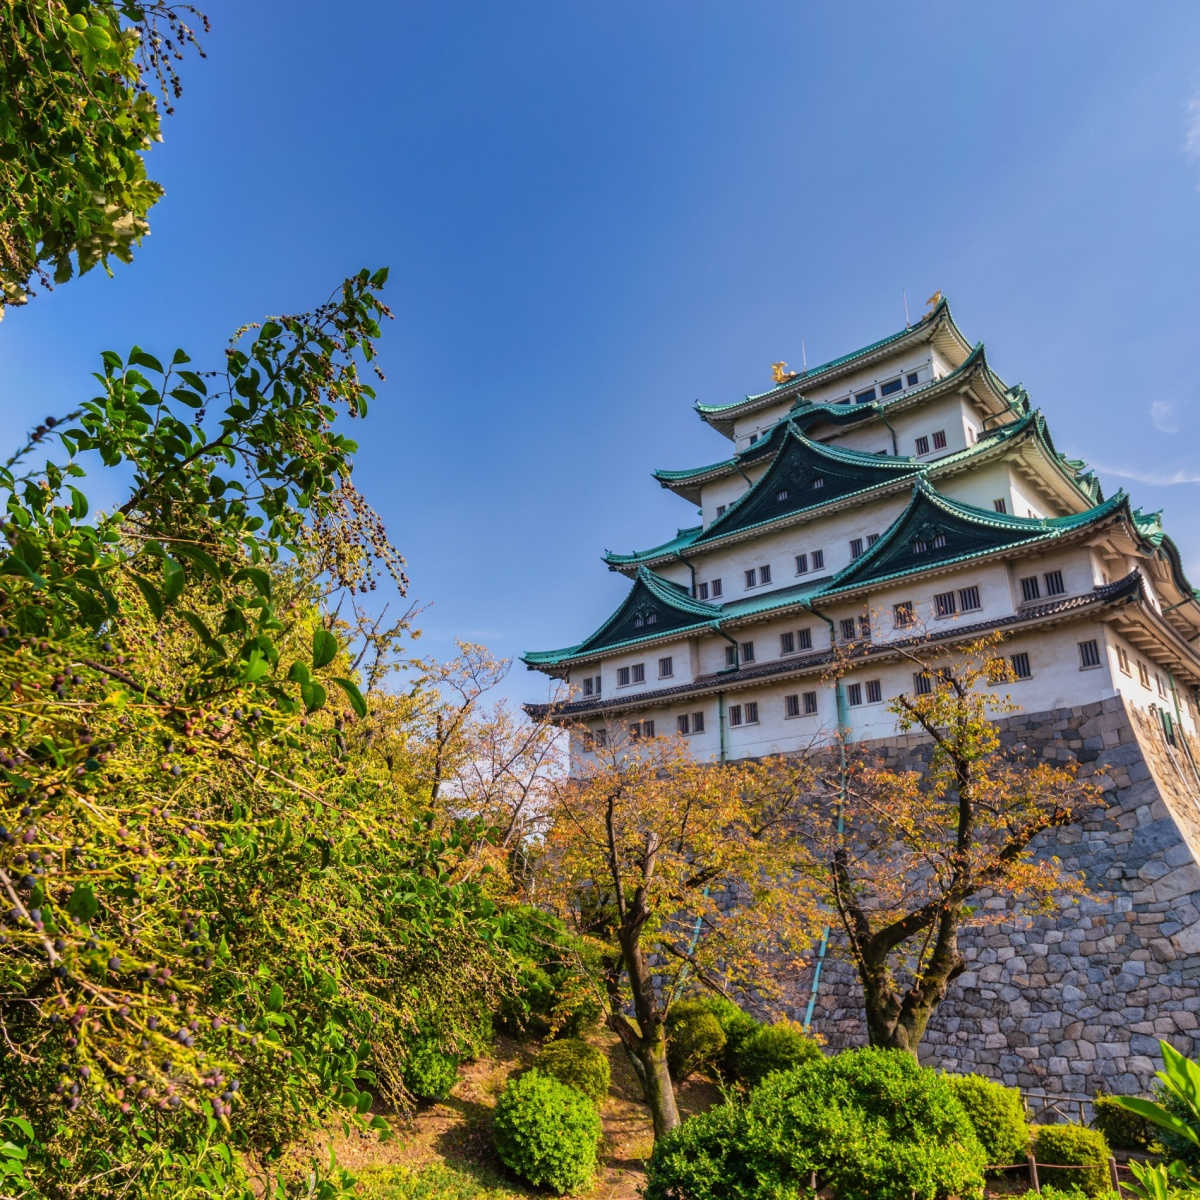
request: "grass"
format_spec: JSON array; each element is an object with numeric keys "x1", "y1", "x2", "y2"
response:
[{"x1": 355, "y1": 1161, "x2": 519, "y2": 1200}]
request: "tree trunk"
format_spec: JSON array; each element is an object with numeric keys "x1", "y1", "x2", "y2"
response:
[{"x1": 636, "y1": 1029, "x2": 680, "y2": 1138}]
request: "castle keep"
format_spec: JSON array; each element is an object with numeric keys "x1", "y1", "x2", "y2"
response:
[{"x1": 524, "y1": 298, "x2": 1200, "y2": 1094}]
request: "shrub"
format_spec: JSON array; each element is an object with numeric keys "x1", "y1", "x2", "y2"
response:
[
  {"x1": 1093, "y1": 1093, "x2": 1152, "y2": 1152},
  {"x1": 1155, "y1": 1080, "x2": 1200, "y2": 1172},
  {"x1": 402, "y1": 1037, "x2": 460, "y2": 1102},
  {"x1": 492, "y1": 1069, "x2": 601, "y2": 1194},
  {"x1": 946, "y1": 1073, "x2": 1030, "y2": 1167},
  {"x1": 1032, "y1": 1124, "x2": 1112, "y2": 1197},
  {"x1": 673, "y1": 993, "x2": 761, "y2": 1079},
  {"x1": 644, "y1": 1102, "x2": 764, "y2": 1200},
  {"x1": 532, "y1": 1038, "x2": 611, "y2": 1104},
  {"x1": 734, "y1": 1019, "x2": 822, "y2": 1088},
  {"x1": 666, "y1": 1001, "x2": 727, "y2": 1082}
]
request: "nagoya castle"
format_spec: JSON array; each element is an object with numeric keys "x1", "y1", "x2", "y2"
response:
[{"x1": 525, "y1": 296, "x2": 1200, "y2": 1102}]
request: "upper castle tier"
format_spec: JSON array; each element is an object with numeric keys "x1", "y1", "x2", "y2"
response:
[{"x1": 525, "y1": 299, "x2": 1200, "y2": 766}]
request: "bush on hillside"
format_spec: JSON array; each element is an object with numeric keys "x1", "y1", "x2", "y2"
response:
[
  {"x1": 666, "y1": 1001, "x2": 727, "y2": 1082},
  {"x1": 492, "y1": 1069, "x2": 601, "y2": 1195},
  {"x1": 734, "y1": 1019, "x2": 822, "y2": 1088},
  {"x1": 1093, "y1": 1093, "x2": 1152, "y2": 1152},
  {"x1": 532, "y1": 1038, "x2": 610, "y2": 1104},
  {"x1": 647, "y1": 1047, "x2": 986, "y2": 1200},
  {"x1": 946, "y1": 1073, "x2": 1030, "y2": 1168},
  {"x1": 1032, "y1": 1124, "x2": 1112, "y2": 1197},
  {"x1": 402, "y1": 1037, "x2": 460, "y2": 1102}
]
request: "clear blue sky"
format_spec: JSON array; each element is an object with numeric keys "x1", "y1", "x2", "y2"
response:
[{"x1": 6, "y1": 2, "x2": 1200, "y2": 706}]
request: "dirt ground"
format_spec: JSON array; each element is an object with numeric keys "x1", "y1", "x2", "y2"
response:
[{"x1": 330, "y1": 1031, "x2": 721, "y2": 1200}]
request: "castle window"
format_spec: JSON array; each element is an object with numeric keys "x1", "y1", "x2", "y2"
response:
[
  {"x1": 1157, "y1": 673, "x2": 1168, "y2": 698},
  {"x1": 740, "y1": 641, "x2": 755, "y2": 663},
  {"x1": 932, "y1": 532, "x2": 947, "y2": 549},
  {"x1": 759, "y1": 564, "x2": 772, "y2": 584},
  {"x1": 859, "y1": 614, "x2": 871, "y2": 639},
  {"x1": 797, "y1": 627, "x2": 813, "y2": 650},
  {"x1": 867, "y1": 532, "x2": 880, "y2": 547},
  {"x1": 803, "y1": 690, "x2": 818, "y2": 714},
  {"x1": 893, "y1": 602, "x2": 915, "y2": 628},
  {"x1": 934, "y1": 590, "x2": 956, "y2": 618},
  {"x1": 582, "y1": 676, "x2": 594, "y2": 697},
  {"x1": 847, "y1": 683, "x2": 863, "y2": 706},
  {"x1": 631, "y1": 663, "x2": 645, "y2": 683},
  {"x1": 1010, "y1": 652, "x2": 1032, "y2": 679},
  {"x1": 1137, "y1": 661, "x2": 1150, "y2": 688},
  {"x1": 912, "y1": 537, "x2": 927, "y2": 554},
  {"x1": 906, "y1": 372, "x2": 920, "y2": 387},
  {"x1": 677, "y1": 711, "x2": 705, "y2": 735},
  {"x1": 880, "y1": 377, "x2": 903, "y2": 396},
  {"x1": 865, "y1": 680, "x2": 883, "y2": 704},
  {"x1": 780, "y1": 631, "x2": 795, "y2": 655},
  {"x1": 840, "y1": 618, "x2": 857, "y2": 641},
  {"x1": 725, "y1": 645, "x2": 738, "y2": 668},
  {"x1": 932, "y1": 430, "x2": 948, "y2": 450},
  {"x1": 850, "y1": 537, "x2": 864, "y2": 559},
  {"x1": 697, "y1": 581, "x2": 709, "y2": 600},
  {"x1": 716, "y1": 505, "x2": 726, "y2": 518},
  {"x1": 692, "y1": 710, "x2": 705, "y2": 732},
  {"x1": 1019, "y1": 576, "x2": 1041, "y2": 603},
  {"x1": 629, "y1": 722, "x2": 642, "y2": 739},
  {"x1": 1079, "y1": 640, "x2": 1101, "y2": 669},
  {"x1": 855, "y1": 388, "x2": 877, "y2": 405},
  {"x1": 1117, "y1": 646, "x2": 1130, "y2": 675},
  {"x1": 745, "y1": 568, "x2": 757, "y2": 588},
  {"x1": 645, "y1": 612, "x2": 657, "y2": 626},
  {"x1": 913, "y1": 671, "x2": 933, "y2": 696},
  {"x1": 959, "y1": 586, "x2": 981, "y2": 612},
  {"x1": 711, "y1": 578, "x2": 723, "y2": 597},
  {"x1": 785, "y1": 693, "x2": 801, "y2": 718},
  {"x1": 617, "y1": 667, "x2": 631, "y2": 686},
  {"x1": 1044, "y1": 570, "x2": 1065, "y2": 596},
  {"x1": 749, "y1": 433, "x2": 759, "y2": 444},
  {"x1": 744, "y1": 701, "x2": 759, "y2": 724},
  {"x1": 993, "y1": 498, "x2": 1007, "y2": 513},
  {"x1": 795, "y1": 552, "x2": 809, "y2": 575},
  {"x1": 777, "y1": 488, "x2": 789, "y2": 502},
  {"x1": 589, "y1": 728, "x2": 608, "y2": 748},
  {"x1": 729, "y1": 704, "x2": 743, "y2": 727},
  {"x1": 812, "y1": 476, "x2": 825, "y2": 490},
  {"x1": 642, "y1": 719, "x2": 655, "y2": 737},
  {"x1": 812, "y1": 549, "x2": 825, "y2": 570},
  {"x1": 915, "y1": 435, "x2": 931, "y2": 455},
  {"x1": 658, "y1": 656, "x2": 673, "y2": 679},
  {"x1": 677, "y1": 714, "x2": 690, "y2": 735}
]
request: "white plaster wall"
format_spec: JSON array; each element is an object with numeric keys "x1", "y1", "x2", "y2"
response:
[
  {"x1": 700, "y1": 462, "x2": 769, "y2": 527},
  {"x1": 1104, "y1": 626, "x2": 1197, "y2": 736}
]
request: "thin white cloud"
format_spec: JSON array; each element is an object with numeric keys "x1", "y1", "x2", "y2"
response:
[
  {"x1": 1186, "y1": 92, "x2": 1200, "y2": 182},
  {"x1": 1151, "y1": 399, "x2": 1182, "y2": 434},
  {"x1": 1091, "y1": 461, "x2": 1200, "y2": 486}
]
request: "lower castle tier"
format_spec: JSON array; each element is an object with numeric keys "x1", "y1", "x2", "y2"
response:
[{"x1": 523, "y1": 299, "x2": 1200, "y2": 1096}]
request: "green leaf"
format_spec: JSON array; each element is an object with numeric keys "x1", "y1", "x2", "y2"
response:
[
  {"x1": 300, "y1": 680, "x2": 327, "y2": 712},
  {"x1": 181, "y1": 611, "x2": 224, "y2": 656},
  {"x1": 173, "y1": 542, "x2": 221, "y2": 581},
  {"x1": 332, "y1": 677, "x2": 367, "y2": 719},
  {"x1": 67, "y1": 486, "x2": 89, "y2": 519},
  {"x1": 266, "y1": 982, "x2": 284, "y2": 1012},
  {"x1": 65, "y1": 883, "x2": 99, "y2": 922},
  {"x1": 312, "y1": 628, "x2": 337, "y2": 669},
  {"x1": 287, "y1": 661, "x2": 311, "y2": 685},
  {"x1": 233, "y1": 567, "x2": 272, "y2": 599},
  {"x1": 84, "y1": 23, "x2": 113, "y2": 50},
  {"x1": 130, "y1": 573, "x2": 164, "y2": 619},
  {"x1": 242, "y1": 650, "x2": 271, "y2": 683},
  {"x1": 162, "y1": 556, "x2": 185, "y2": 603},
  {"x1": 128, "y1": 346, "x2": 163, "y2": 373}
]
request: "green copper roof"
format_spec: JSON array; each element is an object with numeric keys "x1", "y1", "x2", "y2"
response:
[
  {"x1": 821, "y1": 479, "x2": 1128, "y2": 596},
  {"x1": 525, "y1": 482, "x2": 1140, "y2": 670},
  {"x1": 694, "y1": 298, "x2": 952, "y2": 417}
]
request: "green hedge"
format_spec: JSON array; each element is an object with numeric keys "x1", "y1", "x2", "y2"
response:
[
  {"x1": 492, "y1": 1069, "x2": 601, "y2": 1195},
  {"x1": 1093, "y1": 1093, "x2": 1152, "y2": 1152},
  {"x1": 734, "y1": 1019, "x2": 822, "y2": 1088},
  {"x1": 1032, "y1": 1124, "x2": 1112, "y2": 1197},
  {"x1": 402, "y1": 1037, "x2": 459, "y2": 1102},
  {"x1": 666, "y1": 1001, "x2": 727, "y2": 1082},
  {"x1": 946, "y1": 1073, "x2": 1030, "y2": 1167},
  {"x1": 532, "y1": 1038, "x2": 610, "y2": 1104}
]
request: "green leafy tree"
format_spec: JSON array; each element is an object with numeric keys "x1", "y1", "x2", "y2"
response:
[{"x1": 1, "y1": 0, "x2": 207, "y2": 305}]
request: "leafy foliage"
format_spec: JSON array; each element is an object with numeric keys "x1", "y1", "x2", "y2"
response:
[
  {"x1": 733, "y1": 1019, "x2": 823, "y2": 1089},
  {"x1": 0, "y1": 1, "x2": 207, "y2": 304},
  {"x1": 666, "y1": 1001, "x2": 727, "y2": 1083},
  {"x1": 401, "y1": 1038, "x2": 460, "y2": 1103},
  {"x1": 1032, "y1": 1124, "x2": 1113, "y2": 1197},
  {"x1": 647, "y1": 1048, "x2": 986, "y2": 1200},
  {"x1": 1094, "y1": 1092, "x2": 1152, "y2": 1152},
  {"x1": 491, "y1": 1069, "x2": 601, "y2": 1195},
  {"x1": 946, "y1": 1073, "x2": 1030, "y2": 1167},
  {"x1": 531, "y1": 1038, "x2": 610, "y2": 1104}
]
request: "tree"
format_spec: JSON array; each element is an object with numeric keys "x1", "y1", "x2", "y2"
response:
[
  {"x1": 1, "y1": 1, "x2": 207, "y2": 306},
  {"x1": 540, "y1": 732, "x2": 821, "y2": 1137},
  {"x1": 799, "y1": 634, "x2": 1098, "y2": 1053}
]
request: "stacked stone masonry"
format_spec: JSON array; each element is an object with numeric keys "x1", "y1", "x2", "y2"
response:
[{"x1": 798, "y1": 694, "x2": 1200, "y2": 1100}]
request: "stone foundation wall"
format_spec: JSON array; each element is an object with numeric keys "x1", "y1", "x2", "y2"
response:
[{"x1": 796, "y1": 694, "x2": 1200, "y2": 1099}]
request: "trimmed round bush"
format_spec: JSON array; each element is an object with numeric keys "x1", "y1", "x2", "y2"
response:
[
  {"x1": 532, "y1": 1037, "x2": 611, "y2": 1104},
  {"x1": 493, "y1": 1069, "x2": 601, "y2": 1194},
  {"x1": 644, "y1": 1102, "x2": 763, "y2": 1200},
  {"x1": 1092, "y1": 1093, "x2": 1152, "y2": 1152},
  {"x1": 647, "y1": 1047, "x2": 986, "y2": 1200},
  {"x1": 1032, "y1": 1123, "x2": 1112, "y2": 1197},
  {"x1": 667, "y1": 1001, "x2": 727, "y2": 1082},
  {"x1": 734, "y1": 1019, "x2": 822, "y2": 1088},
  {"x1": 402, "y1": 1036, "x2": 459, "y2": 1102},
  {"x1": 946, "y1": 1073, "x2": 1030, "y2": 1168}
]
